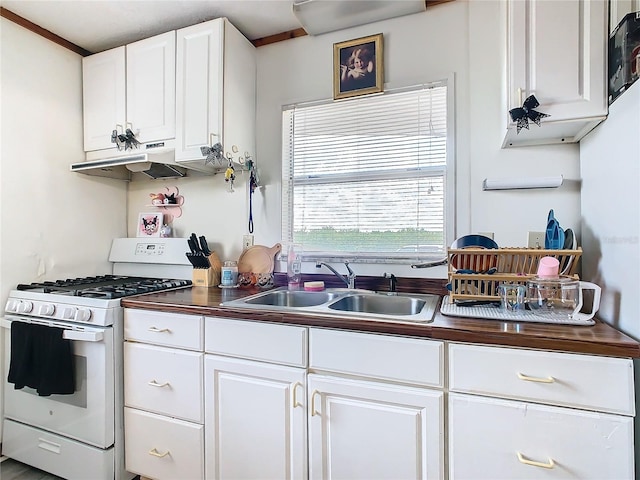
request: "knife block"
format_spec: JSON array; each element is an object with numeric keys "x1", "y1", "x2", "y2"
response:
[{"x1": 192, "y1": 252, "x2": 221, "y2": 287}]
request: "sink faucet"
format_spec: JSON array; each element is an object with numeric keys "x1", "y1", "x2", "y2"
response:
[
  {"x1": 383, "y1": 273, "x2": 397, "y2": 295},
  {"x1": 316, "y1": 261, "x2": 356, "y2": 289}
]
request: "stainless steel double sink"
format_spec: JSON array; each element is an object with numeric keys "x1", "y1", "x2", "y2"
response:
[{"x1": 222, "y1": 287, "x2": 440, "y2": 324}]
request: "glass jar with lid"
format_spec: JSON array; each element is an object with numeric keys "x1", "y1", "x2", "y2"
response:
[{"x1": 221, "y1": 261, "x2": 238, "y2": 286}]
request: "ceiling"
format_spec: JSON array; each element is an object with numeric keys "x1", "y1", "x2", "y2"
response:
[{"x1": 0, "y1": 0, "x2": 304, "y2": 53}]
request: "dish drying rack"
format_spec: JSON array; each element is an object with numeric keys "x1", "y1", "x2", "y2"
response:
[{"x1": 447, "y1": 247, "x2": 582, "y2": 303}]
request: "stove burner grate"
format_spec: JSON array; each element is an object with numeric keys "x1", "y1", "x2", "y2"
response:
[{"x1": 16, "y1": 276, "x2": 192, "y2": 299}]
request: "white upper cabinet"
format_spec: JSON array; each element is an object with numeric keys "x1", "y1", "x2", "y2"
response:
[
  {"x1": 126, "y1": 32, "x2": 176, "y2": 145},
  {"x1": 503, "y1": 0, "x2": 608, "y2": 147},
  {"x1": 82, "y1": 47, "x2": 125, "y2": 152},
  {"x1": 82, "y1": 31, "x2": 176, "y2": 153},
  {"x1": 175, "y1": 18, "x2": 256, "y2": 166}
]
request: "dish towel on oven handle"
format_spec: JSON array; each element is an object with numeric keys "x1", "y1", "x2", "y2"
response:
[{"x1": 8, "y1": 321, "x2": 75, "y2": 396}]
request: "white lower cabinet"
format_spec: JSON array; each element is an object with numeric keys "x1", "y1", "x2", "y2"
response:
[
  {"x1": 202, "y1": 320, "x2": 445, "y2": 480},
  {"x1": 204, "y1": 355, "x2": 307, "y2": 480},
  {"x1": 123, "y1": 309, "x2": 204, "y2": 480},
  {"x1": 448, "y1": 342, "x2": 636, "y2": 479},
  {"x1": 308, "y1": 374, "x2": 444, "y2": 480},
  {"x1": 124, "y1": 310, "x2": 635, "y2": 480},
  {"x1": 308, "y1": 328, "x2": 445, "y2": 480},
  {"x1": 449, "y1": 393, "x2": 634, "y2": 479}
]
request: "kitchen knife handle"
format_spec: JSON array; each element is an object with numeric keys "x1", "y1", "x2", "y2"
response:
[
  {"x1": 187, "y1": 238, "x2": 197, "y2": 254},
  {"x1": 190, "y1": 233, "x2": 201, "y2": 253},
  {"x1": 199, "y1": 236, "x2": 211, "y2": 256}
]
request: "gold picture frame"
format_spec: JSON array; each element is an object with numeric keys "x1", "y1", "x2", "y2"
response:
[{"x1": 333, "y1": 33, "x2": 384, "y2": 100}]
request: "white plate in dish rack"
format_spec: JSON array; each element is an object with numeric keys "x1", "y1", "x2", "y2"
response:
[{"x1": 440, "y1": 296, "x2": 595, "y2": 326}]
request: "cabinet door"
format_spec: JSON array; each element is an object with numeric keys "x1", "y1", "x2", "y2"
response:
[
  {"x1": 82, "y1": 46, "x2": 125, "y2": 151},
  {"x1": 204, "y1": 355, "x2": 307, "y2": 480},
  {"x1": 449, "y1": 393, "x2": 634, "y2": 480},
  {"x1": 507, "y1": 0, "x2": 607, "y2": 122},
  {"x1": 308, "y1": 374, "x2": 443, "y2": 480},
  {"x1": 175, "y1": 20, "x2": 223, "y2": 162},
  {"x1": 126, "y1": 31, "x2": 176, "y2": 143}
]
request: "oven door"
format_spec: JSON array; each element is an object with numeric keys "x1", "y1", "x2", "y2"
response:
[{"x1": 2, "y1": 315, "x2": 115, "y2": 449}]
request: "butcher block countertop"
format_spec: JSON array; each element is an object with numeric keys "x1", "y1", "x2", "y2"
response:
[{"x1": 121, "y1": 286, "x2": 640, "y2": 359}]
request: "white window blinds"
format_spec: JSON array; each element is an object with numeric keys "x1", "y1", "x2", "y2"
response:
[{"x1": 282, "y1": 83, "x2": 449, "y2": 262}]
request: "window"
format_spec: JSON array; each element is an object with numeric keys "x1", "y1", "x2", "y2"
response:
[{"x1": 282, "y1": 82, "x2": 451, "y2": 263}]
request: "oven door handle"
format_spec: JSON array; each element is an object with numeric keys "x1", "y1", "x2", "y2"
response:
[
  {"x1": 0, "y1": 318, "x2": 104, "y2": 343},
  {"x1": 62, "y1": 330, "x2": 104, "y2": 342}
]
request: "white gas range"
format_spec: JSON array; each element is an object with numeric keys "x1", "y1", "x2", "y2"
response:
[{"x1": 1, "y1": 238, "x2": 192, "y2": 480}]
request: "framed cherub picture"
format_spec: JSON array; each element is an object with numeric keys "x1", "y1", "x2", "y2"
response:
[
  {"x1": 333, "y1": 33, "x2": 384, "y2": 100},
  {"x1": 137, "y1": 212, "x2": 163, "y2": 238}
]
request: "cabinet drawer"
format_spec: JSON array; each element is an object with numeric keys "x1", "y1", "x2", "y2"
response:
[
  {"x1": 125, "y1": 309, "x2": 203, "y2": 350},
  {"x1": 3, "y1": 419, "x2": 115, "y2": 480},
  {"x1": 205, "y1": 317, "x2": 307, "y2": 367},
  {"x1": 124, "y1": 342, "x2": 203, "y2": 422},
  {"x1": 310, "y1": 328, "x2": 443, "y2": 387},
  {"x1": 449, "y1": 343, "x2": 634, "y2": 415},
  {"x1": 448, "y1": 393, "x2": 634, "y2": 480},
  {"x1": 124, "y1": 407, "x2": 204, "y2": 480}
]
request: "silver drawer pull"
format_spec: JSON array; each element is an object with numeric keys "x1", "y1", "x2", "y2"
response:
[
  {"x1": 148, "y1": 380, "x2": 170, "y2": 388},
  {"x1": 517, "y1": 372, "x2": 555, "y2": 383},
  {"x1": 517, "y1": 451, "x2": 555, "y2": 469},
  {"x1": 149, "y1": 448, "x2": 170, "y2": 458},
  {"x1": 148, "y1": 326, "x2": 171, "y2": 333}
]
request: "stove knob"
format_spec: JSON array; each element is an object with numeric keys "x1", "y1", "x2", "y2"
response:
[
  {"x1": 75, "y1": 309, "x2": 92, "y2": 322},
  {"x1": 5, "y1": 300, "x2": 19, "y2": 313},
  {"x1": 17, "y1": 301, "x2": 33, "y2": 314},
  {"x1": 62, "y1": 306, "x2": 77, "y2": 320},
  {"x1": 38, "y1": 303, "x2": 55, "y2": 316}
]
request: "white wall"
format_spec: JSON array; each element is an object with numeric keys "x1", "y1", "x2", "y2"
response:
[
  {"x1": 251, "y1": 1, "x2": 581, "y2": 277},
  {"x1": 121, "y1": 2, "x2": 581, "y2": 278},
  {"x1": 0, "y1": 5, "x2": 587, "y2": 284},
  {"x1": 125, "y1": 174, "x2": 251, "y2": 264},
  {"x1": 0, "y1": 18, "x2": 127, "y2": 442},
  {"x1": 0, "y1": 2, "x2": 585, "y2": 282},
  {"x1": 580, "y1": 80, "x2": 640, "y2": 339},
  {"x1": 579, "y1": 37, "x2": 640, "y2": 472}
]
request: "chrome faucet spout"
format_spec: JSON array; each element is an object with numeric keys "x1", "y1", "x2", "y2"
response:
[
  {"x1": 383, "y1": 272, "x2": 397, "y2": 295},
  {"x1": 316, "y1": 261, "x2": 356, "y2": 289}
]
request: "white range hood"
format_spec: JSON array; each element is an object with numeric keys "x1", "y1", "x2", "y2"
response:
[
  {"x1": 292, "y1": 0, "x2": 426, "y2": 35},
  {"x1": 71, "y1": 141, "x2": 220, "y2": 180}
]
